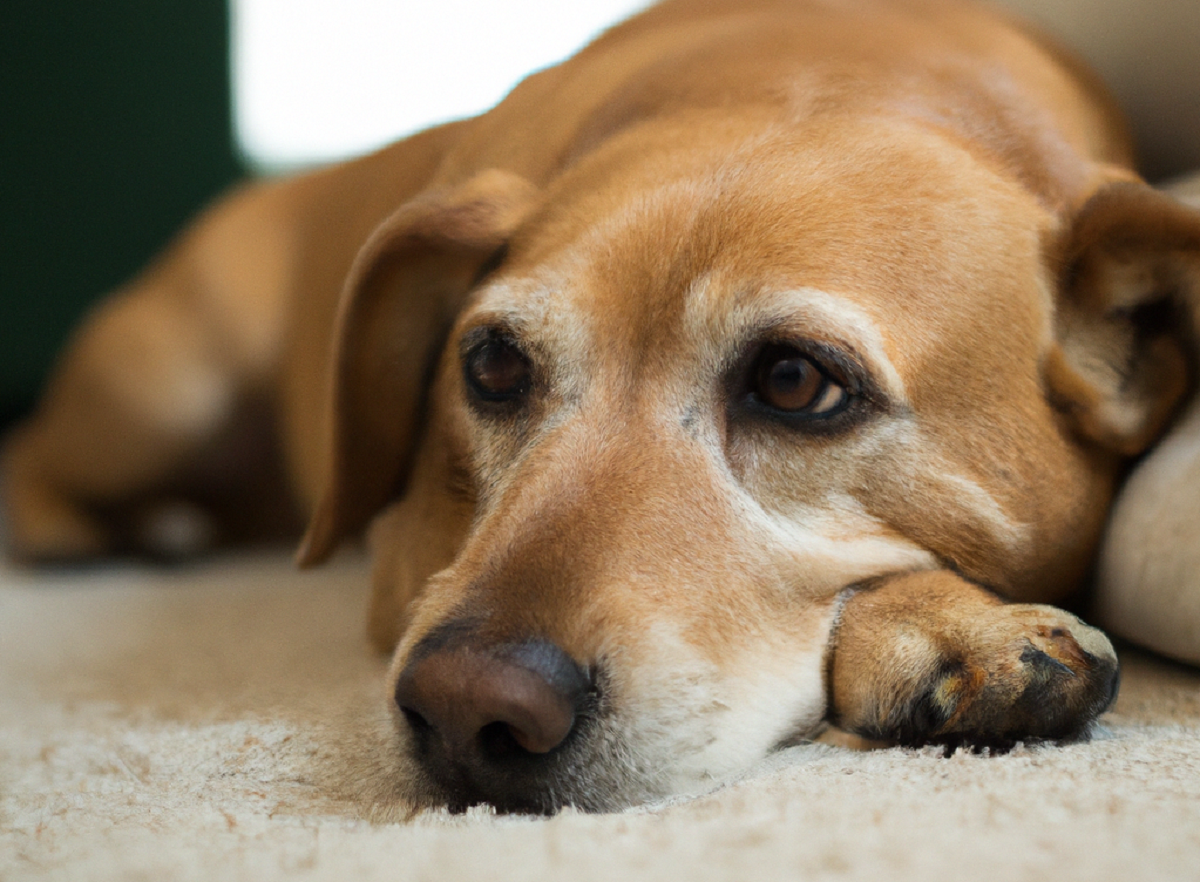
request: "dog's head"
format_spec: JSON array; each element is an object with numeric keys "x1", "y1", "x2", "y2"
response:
[{"x1": 300, "y1": 119, "x2": 1200, "y2": 812}]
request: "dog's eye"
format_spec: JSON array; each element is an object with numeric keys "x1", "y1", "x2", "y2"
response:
[
  {"x1": 752, "y1": 344, "x2": 848, "y2": 417},
  {"x1": 464, "y1": 337, "x2": 531, "y2": 403}
]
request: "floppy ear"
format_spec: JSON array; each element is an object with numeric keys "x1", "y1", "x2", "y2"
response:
[
  {"x1": 297, "y1": 169, "x2": 538, "y2": 565},
  {"x1": 1045, "y1": 181, "x2": 1200, "y2": 457}
]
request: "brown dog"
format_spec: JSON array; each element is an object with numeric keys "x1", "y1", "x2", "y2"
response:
[{"x1": 5, "y1": 0, "x2": 1200, "y2": 813}]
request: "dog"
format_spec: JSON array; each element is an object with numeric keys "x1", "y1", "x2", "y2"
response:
[{"x1": 5, "y1": 0, "x2": 1200, "y2": 813}]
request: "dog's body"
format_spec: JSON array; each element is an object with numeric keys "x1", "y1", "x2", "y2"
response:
[{"x1": 6, "y1": 0, "x2": 1200, "y2": 812}]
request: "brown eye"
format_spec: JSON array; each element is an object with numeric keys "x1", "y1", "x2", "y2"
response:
[
  {"x1": 464, "y1": 337, "x2": 531, "y2": 403},
  {"x1": 753, "y1": 344, "x2": 847, "y2": 416}
]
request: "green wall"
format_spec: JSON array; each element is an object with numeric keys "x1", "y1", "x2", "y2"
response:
[{"x1": 0, "y1": 0, "x2": 243, "y2": 429}]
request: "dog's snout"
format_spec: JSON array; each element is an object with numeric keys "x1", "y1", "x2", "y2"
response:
[{"x1": 395, "y1": 638, "x2": 591, "y2": 779}]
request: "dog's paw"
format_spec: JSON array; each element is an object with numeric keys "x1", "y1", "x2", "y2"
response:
[
  {"x1": 882, "y1": 606, "x2": 1119, "y2": 749},
  {"x1": 830, "y1": 574, "x2": 1121, "y2": 750},
  {"x1": 1, "y1": 442, "x2": 106, "y2": 562},
  {"x1": 2, "y1": 432, "x2": 215, "y2": 564}
]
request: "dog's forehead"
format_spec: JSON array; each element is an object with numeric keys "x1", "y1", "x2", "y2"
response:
[{"x1": 467, "y1": 119, "x2": 1056, "y2": 388}]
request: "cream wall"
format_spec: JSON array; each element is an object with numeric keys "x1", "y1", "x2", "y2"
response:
[{"x1": 997, "y1": 0, "x2": 1200, "y2": 180}]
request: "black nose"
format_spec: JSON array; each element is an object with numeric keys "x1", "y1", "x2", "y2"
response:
[{"x1": 394, "y1": 637, "x2": 592, "y2": 809}]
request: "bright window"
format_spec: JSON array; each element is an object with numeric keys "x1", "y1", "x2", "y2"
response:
[{"x1": 232, "y1": 0, "x2": 651, "y2": 172}]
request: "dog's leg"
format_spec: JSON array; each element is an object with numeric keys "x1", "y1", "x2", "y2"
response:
[
  {"x1": 827, "y1": 570, "x2": 1120, "y2": 749},
  {"x1": 2, "y1": 185, "x2": 297, "y2": 561}
]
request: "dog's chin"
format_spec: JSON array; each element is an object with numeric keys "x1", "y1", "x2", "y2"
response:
[{"x1": 393, "y1": 693, "x2": 824, "y2": 815}]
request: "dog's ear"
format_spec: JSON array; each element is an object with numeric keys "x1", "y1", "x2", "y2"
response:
[
  {"x1": 1045, "y1": 181, "x2": 1200, "y2": 457},
  {"x1": 298, "y1": 169, "x2": 538, "y2": 565}
]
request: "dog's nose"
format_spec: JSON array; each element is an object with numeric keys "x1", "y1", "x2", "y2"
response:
[{"x1": 395, "y1": 638, "x2": 590, "y2": 761}]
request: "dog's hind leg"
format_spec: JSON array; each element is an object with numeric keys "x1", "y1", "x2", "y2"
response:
[
  {"x1": 826, "y1": 570, "x2": 1120, "y2": 749},
  {"x1": 1, "y1": 181, "x2": 300, "y2": 561}
]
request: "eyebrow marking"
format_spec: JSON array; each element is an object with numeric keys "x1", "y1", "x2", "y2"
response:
[{"x1": 460, "y1": 278, "x2": 561, "y2": 332}]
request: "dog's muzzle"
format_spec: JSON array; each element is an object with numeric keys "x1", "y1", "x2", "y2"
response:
[{"x1": 394, "y1": 632, "x2": 597, "y2": 813}]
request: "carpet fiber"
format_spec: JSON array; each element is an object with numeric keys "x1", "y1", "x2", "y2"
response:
[{"x1": 3, "y1": 552, "x2": 1200, "y2": 881}]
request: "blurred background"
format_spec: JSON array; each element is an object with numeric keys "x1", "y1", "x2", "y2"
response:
[{"x1": 1, "y1": 0, "x2": 1197, "y2": 434}]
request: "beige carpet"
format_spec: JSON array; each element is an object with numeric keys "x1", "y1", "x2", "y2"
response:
[{"x1": 2, "y1": 551, "x2": 1200, "y2": 882}]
